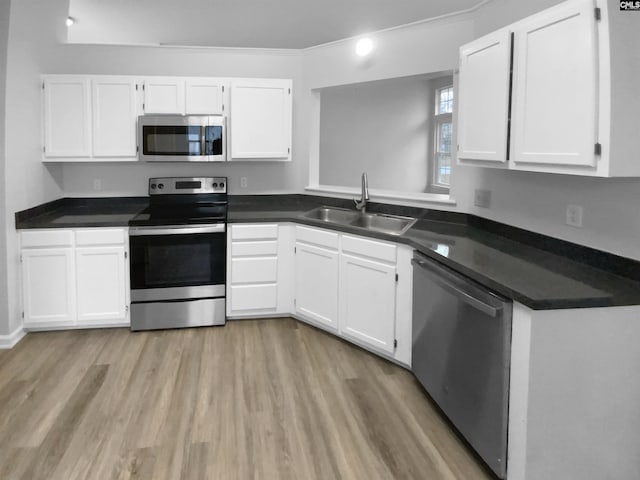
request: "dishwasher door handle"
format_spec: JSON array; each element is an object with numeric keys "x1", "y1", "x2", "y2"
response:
[{"x1": 412, "y1": 258, "x2": 502, "y2": 317}]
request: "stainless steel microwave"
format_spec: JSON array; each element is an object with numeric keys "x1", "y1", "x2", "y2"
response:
[{"x1": 138, "y1": 115, "x2": 226, "y2": 162}]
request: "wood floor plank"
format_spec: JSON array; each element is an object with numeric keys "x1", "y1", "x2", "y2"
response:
[
  {"x1": 20, "y1": 364, "x2": 108, "y2": 480},
  {"x1": 0, "y1": 319, "x2": 494, "y2": 480}
]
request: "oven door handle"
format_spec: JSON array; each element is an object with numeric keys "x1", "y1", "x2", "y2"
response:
[{"x1": 129, "y1": 224, "x2": 226, "y2": 236}]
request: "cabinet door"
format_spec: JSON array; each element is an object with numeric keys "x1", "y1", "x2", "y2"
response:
[
  {"x1": 185, "y1": 78, "x2": 225, "y2": 114},
  {"x1": 92, "y1": 77, "x2": 138, "y2": 158},
  {"x1": 230, "y1": 79, "x2": 292, "y2": 160},
  {"x1": 76, "y1": 246, "x2": 127, "y2": 324},
  {"x1": 457, "y1": 29, "x2": 511, "y2": 164},
  {"x1": 510, "y1": 0, "x2": 598, "y2": 168},
  {"x1": 22, "y1": 248, "x2": 75, "y2": 328},
  {"x1": 43, "y1": 76, "x2": 91, "y2": 158},
  {"x1": 339, "y1": 254, "x2": 397, "y2": 354},
  {"x1": 143, "y1": 77, "x2": 185, "y2": 114},
  {"x1": 294, "y1": 242, "x2": 338, "y2": 331}
]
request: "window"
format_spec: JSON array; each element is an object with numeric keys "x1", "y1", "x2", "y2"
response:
[{"x1": 432, "y1": 86, "x2": 453, "y2": 191}]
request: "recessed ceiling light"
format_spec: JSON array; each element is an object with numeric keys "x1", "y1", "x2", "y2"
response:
[
  {"x1": 66, "y1": 16, "x2": 75, "y2": 27},
  {"x1": 355, "y1": 37, "x2": 374, "y2": 57}
]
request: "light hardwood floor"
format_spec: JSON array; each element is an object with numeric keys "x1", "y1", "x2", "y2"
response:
[{"x1": 0, "y1": 318, "x2": 495, "y2": 480}]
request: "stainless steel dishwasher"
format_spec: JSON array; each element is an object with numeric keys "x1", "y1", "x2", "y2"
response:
[{"x1": 411, "y1": 252, "x2": 512, "y2": 479}]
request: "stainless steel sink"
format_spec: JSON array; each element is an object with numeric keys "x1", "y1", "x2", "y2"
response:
[
  {"x1": 350, "y1": 212, "x2": 416, "y2": 235},
  {"x1": 303, "y1": 206, "x2": 416, "y2": 235},
  {"x1": 303, "y1": 206, "x2": 360, "y2": 223}
]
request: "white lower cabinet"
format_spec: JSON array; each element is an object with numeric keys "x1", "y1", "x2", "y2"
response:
[
  {"x1": 295, "y1": 241, "x2": 339, "y2": 331},
  {"x1": 20, "y1": 228, "x2": 129, "y2": 330},
  {"x1": 339, "y1": 253, "x2": 396, "y2": 354},
  {"x1": 227, "y1": 223, "x2": 294, "y2": 317},
  {"x1": 22, "y1": 247, "x2": 76, "y2": 328},
  {"x1": 76, "y1": 246, "x2": 127, "y2": 325},
  {"x1": 293, "y1": 225, "x2": 412, "y2": 365}
]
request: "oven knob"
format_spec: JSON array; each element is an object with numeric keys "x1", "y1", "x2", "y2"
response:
[
  {"x1": 219, "y1": 182, "x2": 225, "y2": 188},
  {"x1": 150, "y1": 183, "x2": 156, "y2": 189},
  {"x1": 212, "y1": 182, "x2": 218, "y2": 188},
  {"x1": 158, "y1": 183, "x2": 164, "y2": 189}
]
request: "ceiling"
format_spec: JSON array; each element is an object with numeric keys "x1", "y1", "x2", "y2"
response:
[{"x1": 67, "y1": 0, "x2": 484, "y2": 49}]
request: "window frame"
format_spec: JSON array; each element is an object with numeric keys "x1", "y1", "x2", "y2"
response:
[{"x1": 430, "y1": 85, "x2": 454, "y2": 194}]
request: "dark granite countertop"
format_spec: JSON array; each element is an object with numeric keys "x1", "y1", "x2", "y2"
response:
[
  {"x1": 16, "y1": 194, "x2": 640, "y2": 310},
  {"x1": 15, "y1": 197, "x2": 149, "y2": 229}
]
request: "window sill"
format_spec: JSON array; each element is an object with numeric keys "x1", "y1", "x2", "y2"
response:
[{"x1": 304, "y1": 185, "x2": 457, "y2": 207}]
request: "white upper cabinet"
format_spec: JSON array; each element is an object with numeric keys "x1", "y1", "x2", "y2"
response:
[
  {"x1": 92, "y1": 77, "x2": 138, "y2": 158},
  {"x1": 457, "y1": 28, "x2": 511, "y2": 165},
  {"x1": 43, "y1": 76, "x2": 92, "y2": 158},
  {"x1": 143, "y1": 77, "x2": 185, "y2": 114},
  {"x1": 230, "y1": 78, "x2": 292, "y2": 161},
  {"x1": 185, "y1": 78, "x2": 226, "y2": 114},
  {"x1": 510, "y1": 0, "x2": 598, "y2": 169},
  {"x1": 43, "y1": 75, "x2": 139, "y2": 162},
  {"x1": 42, "y1": 74, "x2": 293, "y2": 164},
  {"x1": 457, "y1": 0, "x2": 639, "y2": 177},
  {"x1": 143, "y1": 77, "x2": 227, "y2": 115}
]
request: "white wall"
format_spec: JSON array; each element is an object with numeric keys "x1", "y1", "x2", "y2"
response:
[
  {"x1": 3, "y1": 0, "x2": 640, "y2": 337},
  {"x1": 472, "y1": 0, "x2": 565, "y2": 36},
  {"x1": 2, "y1": 0, "x2": 306, "y2": 335},
  {"x1": 302, "y1": 13, "x2": 477, "y2": 206},
  {"x1": 318, "y1": 75, "x2": 433, "y2": 192},
  {"x1": 461, "y1": 0, "x2": 640, "y2": 261},
  {"x1": 305, "y1": 0, "x2": 640, "y2": 263},
  {"x1": 0, "y1": 0, "x2": 11, "y2": 336}
]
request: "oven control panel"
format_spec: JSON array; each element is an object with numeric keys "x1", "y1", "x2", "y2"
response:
[{"x1": 149, "y1": 177, "x2": 227, "y2": 195}]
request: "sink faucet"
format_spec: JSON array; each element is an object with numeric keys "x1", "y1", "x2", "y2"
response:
[{"x1": 354, "y1": 172, "x2": 370, "y2": 212}]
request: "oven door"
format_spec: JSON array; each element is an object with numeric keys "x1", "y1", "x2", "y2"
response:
[{"x1": 129, "y1": 224, "x2": 226, "y2": 330}]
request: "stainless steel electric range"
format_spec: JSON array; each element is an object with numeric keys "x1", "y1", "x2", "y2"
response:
[{"x1": 128, "y1": 177, "x2": 227, "y2": 331}]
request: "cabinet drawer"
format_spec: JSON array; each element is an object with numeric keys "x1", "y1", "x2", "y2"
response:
[
  {"x1": 342, "y1": 235, "x2": 396, "y2": 263},
  {"x1": 76, "y1": 228, "x2": 126, "y2": 246},
  {"x1": 231, "y1": 224, "x2": 278, "y2": 240},
  {"x1": 231, "y1": 257, "x2": 278, "y2": 283},
  {"x1": 21, "y1": 230, "x2": 73, "y2": 248},
  {"x1": 230, "y1": 284, "x2": 277, "y2": 311},
  {"x1": 231, "y1": 240, "x2": 278, "y2": 257},
  {"x1": 295, "y1": 226, "x2": 339, "y2": 250}
]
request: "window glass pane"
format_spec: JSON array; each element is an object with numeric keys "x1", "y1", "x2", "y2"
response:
[
  {"x1": 437, "y1": 86, "x2": 453, "y2": 114},
  {"x1": 436, "y1": 153, "x2": 451, "y2": 186},
  {"x1": 439, "y1": 122, "x2": 452, "y2": 153}
]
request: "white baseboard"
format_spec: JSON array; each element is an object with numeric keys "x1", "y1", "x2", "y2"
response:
[{"x1": 0, "y1": 327, "x2": 26, "y2": 349}]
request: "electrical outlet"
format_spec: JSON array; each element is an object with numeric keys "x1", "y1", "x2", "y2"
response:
[
  {"x1": 240, "y1": 177, "x2": 248, "y2": 188},
  {"x1": 474, "y1": 189, "x2": 491, "y2": 208},
  {"x1": 566, "y1": 204, "x2": 583, "y2": 228},
  {"x1": 93, "y1": 179, "x2": 102, "y2": 191}
]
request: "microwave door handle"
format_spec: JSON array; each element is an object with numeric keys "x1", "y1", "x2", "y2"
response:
[{"x1": 201, "y1": 127, "x2": 206, "y2": 156}]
